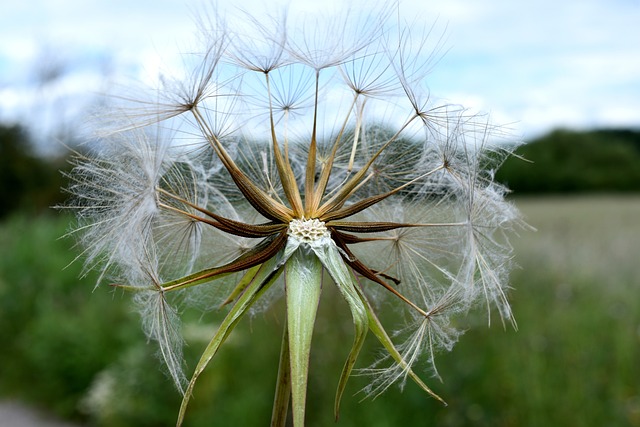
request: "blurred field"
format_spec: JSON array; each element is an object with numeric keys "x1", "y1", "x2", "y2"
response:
[{"x1": 1, "y1": 196, "x2": 639, "y2": 427}]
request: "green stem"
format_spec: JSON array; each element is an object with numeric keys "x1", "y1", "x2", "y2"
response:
[{"x1": 285, "y1": 248, "x2": 323, "y2": 427}]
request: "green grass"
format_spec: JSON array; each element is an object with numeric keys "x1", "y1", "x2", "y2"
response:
[
  {"x1": 0, "y1": 214, "x2": 138, "y2": 418},
  {"x1": 1, "y1": 197, "x2": 639, "y2": 426}
]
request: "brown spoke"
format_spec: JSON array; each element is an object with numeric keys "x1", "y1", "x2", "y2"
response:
[
  {"x1": 309, "y1": 93, "x2": 358, "y2": 214},
  {"x1": 316, "y1": 116, "x2": 416, "y2": 216},
  {"x1": 303, "y1": 70, "x2": 321, "y2": 217},
  {"x1": 191, "y1": 107, "x2": 294, "y2": 222},
  {"x1": 158, "y1": 188, "x2": 287, "y2": 237},
  {"x1": 326, "y1": 230, "x2": 387, "y2": 245},
  {"x1": 319, "y1": 190, "x2": 394, "y2": 222},
  {"x1": 162, "y1": 230, "x2": 289, "y2": 292},
  {"x1": 375, "y1": 271, "x2": 401, "y2": 286},
  {"x1": 320, "y1": 165, "x2": 444, "y2": 222},
  {"x1": 158, "y1": 202, "x2": 237, "y2": 236},
  {"x1": 326, "y1": 221, "x2": 422, "y2": 233},
  {"x1": 265, "y1": 73, "x2": 304, "y2": 215}
]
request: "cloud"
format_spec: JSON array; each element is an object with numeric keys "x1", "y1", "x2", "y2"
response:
[{"x1": 1, "y1": 0, "x2": 639, "y2": 142}]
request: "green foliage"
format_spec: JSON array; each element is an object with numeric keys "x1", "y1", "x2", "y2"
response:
[
  {"x1": 496, "y1": 128, "x2": 640, "y2": 193},
  {"x1": 2, "y1": 199, "x2": 640, "y2": 426},
  {"x1": 0, "y1": 214, "x2": 136, "y2": 419},
  {"x1": 0, "y1": 124, "x2": 71, "y2": 219}
]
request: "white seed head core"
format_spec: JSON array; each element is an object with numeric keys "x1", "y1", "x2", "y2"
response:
[{"x1": 288, "y1": 218, "x2": 330, "y2": 243}]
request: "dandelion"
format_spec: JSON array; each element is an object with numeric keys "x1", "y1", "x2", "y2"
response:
[{"x1": 65, "y1": 5, "x2": 522, "y2": 427}]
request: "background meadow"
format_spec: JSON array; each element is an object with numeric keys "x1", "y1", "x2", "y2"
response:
[{"x1": 1, "y1": 125, "x2": 639, "y2": 426}]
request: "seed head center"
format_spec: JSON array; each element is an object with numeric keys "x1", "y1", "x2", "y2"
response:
[{"x1": 288, "y1": 218, "x2": 330, "y2": 242}]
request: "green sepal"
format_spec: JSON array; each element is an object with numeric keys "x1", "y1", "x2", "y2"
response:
[
  {"x1": 220, "y1": 264, "x2": 261, "y2": 306},
  {"x1": 160, "y1": 267, "x2": 232, "y2": 293},
  {"x1": 310, "y1": 240, "x2": 368, "y2": 420},
  {"x1": 354, "y1": 285, "x2": 446, "y2": 405},
  {"x1": 176, "y1": 253, "x2": 286, "y2": 426}
]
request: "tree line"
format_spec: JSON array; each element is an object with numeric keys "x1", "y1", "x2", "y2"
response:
[
  {"x1": 0, "y1": 125, "x2": 70, "y2": 219},
  {"x1": 496, "y1": 128, "x2": 640, "y2": 194},
  {"x1": 2, "y1": 124, "x2": 640, "y2": 220}
]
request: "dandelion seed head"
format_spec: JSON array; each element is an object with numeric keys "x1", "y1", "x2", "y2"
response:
[{"x1": 64, "y1": 3, "x2": 525, "y2": 421}]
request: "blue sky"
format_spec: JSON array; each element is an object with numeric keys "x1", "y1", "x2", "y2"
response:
[{"x1": 1, "y1": 0, "x2": 639, "y2": 145}]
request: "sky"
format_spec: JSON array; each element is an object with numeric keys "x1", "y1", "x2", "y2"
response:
[{"x1": 1, "y1": 0, "x2": 639, "y2": 148}]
